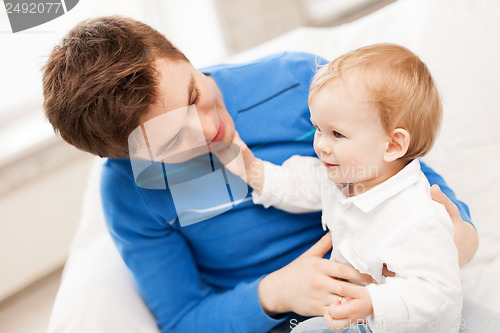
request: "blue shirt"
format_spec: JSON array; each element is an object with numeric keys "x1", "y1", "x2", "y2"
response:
[{"x1": 101, "y1": 52, "x2": 472, "y2": 333}]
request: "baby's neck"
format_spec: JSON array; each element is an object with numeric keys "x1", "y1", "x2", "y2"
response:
[{"x1": 338, "y1": 160, "x2": 410, "y2": 197}]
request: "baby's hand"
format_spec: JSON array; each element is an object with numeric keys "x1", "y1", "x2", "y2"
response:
[
  {"x1": 211, "y1": 131, "x2": 247, "y2": 178},
  {"x1": 211, "y1": 131, "x2": 264, "y2": 192},
  {"x1": 323, "y1": 287, "x2": 373, "y2": 331}
]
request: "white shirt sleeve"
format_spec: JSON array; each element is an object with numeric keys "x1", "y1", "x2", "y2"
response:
[
  {"x1": 252, "y1": 155, "x2": 325, "y2": 213},
  {"x1": 365, "y1": 215, "x2": 462, "y2": 333}
]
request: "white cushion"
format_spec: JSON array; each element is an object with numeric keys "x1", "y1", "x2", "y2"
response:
[
  {"x1": 48, "y1": 158, "x2": 158, "y2": 332},
  {"x1": 48, "y1": 0, "x2": 500, "y2": 331}
]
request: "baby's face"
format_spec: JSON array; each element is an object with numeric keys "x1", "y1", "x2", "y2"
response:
[{"x1": 309, "y1": 73, "x2": 390, "y2": 190}]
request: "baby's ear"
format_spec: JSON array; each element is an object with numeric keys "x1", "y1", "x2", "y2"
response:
[{"x1": 383, "y1": 128, "x2": 410, "y2": 162}]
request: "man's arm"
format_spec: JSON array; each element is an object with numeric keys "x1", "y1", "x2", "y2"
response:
[
  {"x1": 430, "y1": 184, "x2": 479, "y2": 267},
  {"x1": 101, "y1": 162, "x2": 284, "y2": 333},
  {"x1": 420, "y1": 161, "x2": 478, "y2": 266},
  {"x1": 259, "y1": 232, "x2": 375, "y2": 318}
]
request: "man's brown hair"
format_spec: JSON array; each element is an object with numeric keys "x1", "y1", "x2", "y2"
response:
[{"x1": 42, "y1": 16, "x2": 188, "y2": 158}]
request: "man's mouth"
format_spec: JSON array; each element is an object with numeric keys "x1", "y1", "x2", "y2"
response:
[{"x1": 210, "y1": 117, "x2": 225, "y2": 143}]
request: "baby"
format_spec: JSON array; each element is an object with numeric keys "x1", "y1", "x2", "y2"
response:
[{"x1": 224, "y1": 44, "x2": 462, "y2": 332}]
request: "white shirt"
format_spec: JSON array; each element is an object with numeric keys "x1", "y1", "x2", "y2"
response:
[{"x1": 252, "y1": 156, "x2": 462, "y2": 333}]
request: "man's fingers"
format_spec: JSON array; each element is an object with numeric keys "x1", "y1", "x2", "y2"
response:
[
  {"x1": 430, "y1": 184, "x2": 461, "y2": 221},
  {"x1": 328, "y1": 280, "x2": 366, "y2": 299},
  {"x1": 430, "y1": 184, "x2": 447, "y2": 205},
  {"x1": 303, "y1": 232, "x2": 332, "y2": 257},
  {"x1": 324, "y1": 262, "x2": 374, "y2": 285}
]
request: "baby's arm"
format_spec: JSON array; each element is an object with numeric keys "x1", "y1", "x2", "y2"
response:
[
  {"x1": 252, "y1": 155, "x2": 325, "y2": 213},
  {"x1": 216, "y1": 132, "x2": 324, "y2": 213},
  {"x1": 212, "y1": 131, "x2": 264, "y2": 192}
]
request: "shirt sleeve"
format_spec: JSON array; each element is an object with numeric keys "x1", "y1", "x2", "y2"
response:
[
  {"x1": 365, "y1": 215, "x2": 462, "y2": 333},
  {"x1": 101, "y1": 162, "x2": 285, "y2": 333},
  {"x1": 420, "y1": 160, "x2": 473, "y2": 227},
  {"x1": 252, "y1": 155, "x2": 325, "y2": 213}
]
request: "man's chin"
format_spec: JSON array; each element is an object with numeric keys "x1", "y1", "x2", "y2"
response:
[
  {"x1": 159, "y1": 145, "x2": 211, "y2": 164},
  {"x1": 221, "y1": 122, "x2": 236, "y2": 144}
]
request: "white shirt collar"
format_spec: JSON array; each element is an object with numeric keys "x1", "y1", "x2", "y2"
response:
[{"x1": 335, "y1": 159, "x2": 422, "y2": 213}]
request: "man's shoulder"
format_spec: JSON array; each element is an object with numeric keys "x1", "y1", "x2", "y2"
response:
[
  {"x1": 204, "y1": 52, "x2": 325, "y2": 116},
  {"x1": 200, "y1": 51, "x2": 327, "y2": 76},
  {"x1": 100, "y1": 158, "x2": 133, "y2": 194},
  {"x1": 102, "y1": 158, "x2": 132, "y2": 178}
]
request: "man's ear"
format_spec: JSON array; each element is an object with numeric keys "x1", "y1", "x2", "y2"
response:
[{"x1": 383, "y1": 128, "x2": 410, "y2": 162}]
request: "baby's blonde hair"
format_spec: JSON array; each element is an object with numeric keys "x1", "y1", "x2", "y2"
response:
[{"x1": 309, "y1": 43, "x2": 442, "y2": 161}]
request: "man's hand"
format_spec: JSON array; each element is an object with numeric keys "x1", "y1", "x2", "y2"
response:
[
  {"x1": 258, "y1": 232, "x2": 374, "y2": 317},
  {"x1": 323, "y1": 287, "x2": 373, "y2": 332},
  {"x1": 430, "y1": 184, "x2": 478, "y2": 266}
]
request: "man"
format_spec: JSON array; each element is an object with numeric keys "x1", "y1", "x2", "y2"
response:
[{"x1": 43, "y1": 16, "x2": 478, "y2": 332}]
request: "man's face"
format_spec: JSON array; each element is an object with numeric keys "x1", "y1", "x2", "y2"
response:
[{"x1": 131, "y1": 58, "x2": 235, "y2": 163}]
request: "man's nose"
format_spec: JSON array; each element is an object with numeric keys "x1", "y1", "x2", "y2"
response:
[{"x1": 190, "y1": 106, "x2": 213, "y2": 142}]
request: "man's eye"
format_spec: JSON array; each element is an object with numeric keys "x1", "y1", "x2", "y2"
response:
[
  {"x1": 168, "y1": 136, "x2": 181, "y2": 150},
  {"x1": 163, "y1": 129, "x2": 183, "y2": 153},
  {"x1": 333, "y1": 131, "x2": 344, "y2": 138}
]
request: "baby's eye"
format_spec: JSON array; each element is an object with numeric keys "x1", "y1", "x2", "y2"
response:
[
  {"x1": 333, "y1": 131, "x2": 344, "y2": 138},
  {"x1": 313, "y1": 125, "x2": 321, "y2": 132}
]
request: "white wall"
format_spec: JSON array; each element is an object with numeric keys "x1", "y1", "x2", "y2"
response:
[
  {"x1": 0, "y1": 151, "x2": 94, "y2": 301},
  {"x1": 0, "y1": 0, "x2": 226, "y2": 301}
]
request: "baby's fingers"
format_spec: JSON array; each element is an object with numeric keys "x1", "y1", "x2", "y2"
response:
[{"x1": 328, "y1": 302, "x2": 363, "y2": 321}]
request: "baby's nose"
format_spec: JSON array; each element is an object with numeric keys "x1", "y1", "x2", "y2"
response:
[{"x1": 316, "y1": 137, "x2": 332, "y2": 155}]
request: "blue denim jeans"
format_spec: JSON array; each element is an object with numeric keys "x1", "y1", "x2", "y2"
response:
[
  {"x1": 272, "y1": 300, "x2": 500, "y2": 333},
  {"x1": 290, "y1": 317, "x2": 371, "y2": 333}
]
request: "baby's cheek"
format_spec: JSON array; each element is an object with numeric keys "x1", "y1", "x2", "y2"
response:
[
  {"x1": 313, "y1": 144, "x2": 321, "y2": 159},
  {"x1": 337, "y1": 149, "x2": 360, "y2": 167},
  {"x1": 339, "y1": 153, "x2": 376, "y2": 180}
]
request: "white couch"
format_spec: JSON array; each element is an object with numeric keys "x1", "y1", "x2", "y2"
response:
[{"x1": 48, "y1": 0, "x2": 500, "y2": 331}]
